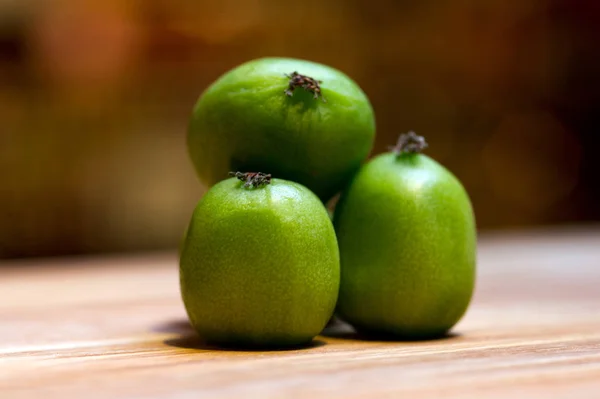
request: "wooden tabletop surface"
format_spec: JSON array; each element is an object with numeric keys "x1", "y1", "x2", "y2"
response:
[{"x1": 1, "y1": 226, "x2": 599, "y2": 399}]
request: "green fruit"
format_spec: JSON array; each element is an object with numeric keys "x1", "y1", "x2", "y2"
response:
[
  {"x1": 333, "y1": 132, "x2": 476, "y2": 339},
  {"x1": 188, "y1": 57, "x2": 376, "y2": 202},
  {"x1": 180, "y1": 172, "x2": 340, "y2": 348}
]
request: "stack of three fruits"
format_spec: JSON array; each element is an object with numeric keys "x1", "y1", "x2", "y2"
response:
[{"x1": 180, "y1": 58, "x2": 476, "y2": 348}]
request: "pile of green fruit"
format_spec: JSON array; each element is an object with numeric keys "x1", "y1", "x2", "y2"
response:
[{"x1": 179, "y1": 57, "x2": 476, "y2": 348}]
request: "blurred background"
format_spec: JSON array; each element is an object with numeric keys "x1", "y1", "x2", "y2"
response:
[{"x1": 1, "y1": 0, "x2": 599, "y2": 259}]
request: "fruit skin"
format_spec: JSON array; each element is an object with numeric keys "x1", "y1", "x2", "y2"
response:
[
  {"x1": 188, "y1": 57, "x2": 376, "y2": 202},
  {"x1": 333, "y1": 151, "x2": 476, "y2": 339},
  {"x1": 180, "y1": 177, "x2": 340, "y2": 348}
]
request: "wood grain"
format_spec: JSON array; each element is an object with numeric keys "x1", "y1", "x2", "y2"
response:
[{"x1": 1, "y1": 226, "x2": 600, "y2": 399}]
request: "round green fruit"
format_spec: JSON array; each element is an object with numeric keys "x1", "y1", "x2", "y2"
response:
[
  {"x1": 179, "y1": 172, "x2": 340, "y2": 348},
  {"x1": 333, "y1": 133, "x2": 477, "y2": 339},
  {"x1": 187, "y1": 57, "x2": 376, "y2": 202}
]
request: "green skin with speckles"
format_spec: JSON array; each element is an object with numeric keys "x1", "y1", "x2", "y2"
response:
[
  {"x1": 333, "y1": 152, "x2": 477, "y2": 339},
  {"x1": 180, "y1": 177, "x2": 340, "y2": 348},
  {"x1": 187, "y1": 57, "x2": 376, "y2": 203}
]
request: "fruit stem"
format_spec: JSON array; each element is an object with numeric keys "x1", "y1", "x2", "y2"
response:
[
  {"x1": 229, "y1": 171, "x2": 272, "y2": 188},
  {"x1": 390, "y1": 132, "x2": 428, "y2": 155},
  {"x1": 284, "y1": 71, "x2": 326, "y2": 103}
]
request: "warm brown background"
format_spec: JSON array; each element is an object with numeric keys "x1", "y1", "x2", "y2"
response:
[{"x1": 1, "y1": 0, "x2": 599, "y2": 259}]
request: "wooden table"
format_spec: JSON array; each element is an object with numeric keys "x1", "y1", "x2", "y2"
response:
[{"x1": 1, "y1": 226, "x2": 599, "y2": 398}]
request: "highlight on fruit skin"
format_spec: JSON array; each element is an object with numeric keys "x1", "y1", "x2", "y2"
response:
[
  {"x1": 333, "y1": 132, "x2": 477, "y2": 340},
  {"x1": 187, "y1": 57, "x2": 376, "y2": 203}
]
